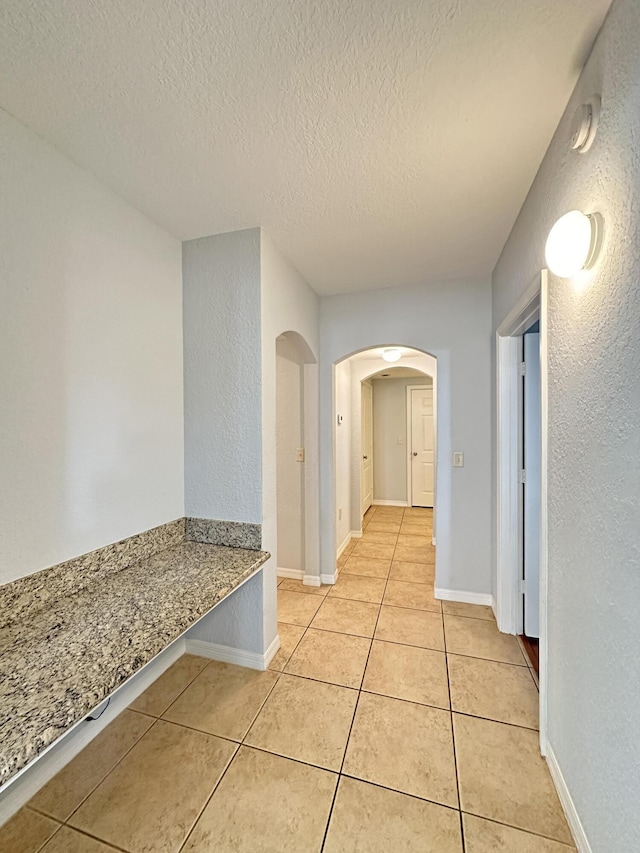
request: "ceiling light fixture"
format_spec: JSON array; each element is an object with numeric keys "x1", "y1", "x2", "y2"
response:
[
  {"x1": 382, "y1": 347, "x2": 402, "y2": 362},
  {"x1": 569, "y1": 96, "x2": 601, "y2": 153},
  {"x1": 382, "y1": 348, "x2": 402, "y2": 363},
  {"x1": 544, "y1": 210, "x2": 604, "y2": 278}
]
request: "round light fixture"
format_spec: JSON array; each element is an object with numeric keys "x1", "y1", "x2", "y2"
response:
[
  {"x1": 382, "y1": 348, "x2": 402, "y2": 363},
  {"x1": 544, "y1": 210, "x2": 604, "y2": 278},
  {"x1": 569, "y1": 96, "x2": 600, "y2": 153}
]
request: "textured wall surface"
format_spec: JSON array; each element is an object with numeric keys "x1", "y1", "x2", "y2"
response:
[
  {"x1": 492, "y1": 1, "x2": 640, "y2": 849},
  {"x1": 0, "y1": 108, "x2": 184, "y2": 585},
  {"x1": 320, "y1": 280, "x2": 492, "y2": 596},
  {"x1": 0, "y1": 0, "x2": 609, "y2": 293},
  {"x1": 182, "y1": 228, "x2": 262, "y2": 523}
]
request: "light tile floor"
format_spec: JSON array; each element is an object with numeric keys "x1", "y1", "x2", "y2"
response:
[{"x1": 3, "y1": 506, "x2": 573, "y2": 852}]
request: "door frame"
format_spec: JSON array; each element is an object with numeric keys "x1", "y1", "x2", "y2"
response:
[
  {"x1": 496, "y1": 269, "x2": 549, "y2": 754},
  {"x1": 360, "y1": 380, "x2": 374, "y2": 516},
  {"x1": 406, "y1": 384, "x2": 432, "y2": 508}
]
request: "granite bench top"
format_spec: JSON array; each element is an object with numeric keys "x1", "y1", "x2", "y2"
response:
[{"x1": 0, "y1": 541, "x2": 269, "y2": 786}]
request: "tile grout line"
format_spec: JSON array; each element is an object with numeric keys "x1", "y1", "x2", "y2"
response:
[{"x1": 319, "y1": 505, "x2": 401, "y2": 852}]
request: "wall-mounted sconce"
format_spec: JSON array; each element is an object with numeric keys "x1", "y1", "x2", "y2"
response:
[
  {"x1": 545, "y1": 210, "x2": 604, "y2": 278},
  {"x1": 569, "y1": 95, "x2": 600, "y2": 153},
  {"x1": 382, "y1": 348, "x2": 402, "y2": 363}
]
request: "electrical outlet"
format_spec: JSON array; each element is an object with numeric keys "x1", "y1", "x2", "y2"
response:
[
  {"x1": 453, "y1": 452, "x2": 464, "y2": 468},
  {"x1": 296, "y1": 448, "x2": 305, "y2": 462}
]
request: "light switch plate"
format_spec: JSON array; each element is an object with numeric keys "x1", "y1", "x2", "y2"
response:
[
  {"x1": 296, "y1": 448, "x2": 305, "y2": 463},
  {"x1": 453, "y1": 452, "x2": 464, "y2": 468}
]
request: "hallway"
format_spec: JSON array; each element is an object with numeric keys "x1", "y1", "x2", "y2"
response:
[{"x1": 2, "y1": 506, "x2": 573, "y2": 852}]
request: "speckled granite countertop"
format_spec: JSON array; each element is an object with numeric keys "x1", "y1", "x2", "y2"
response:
[{"x1": 0, "y1": 542, "x2": 269, "y2": 786}]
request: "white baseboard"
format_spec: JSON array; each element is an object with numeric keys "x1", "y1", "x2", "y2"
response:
[
  {"x1": 336, "y1": 533, "x2": 352, "y2": 558},
  {"x1": 432, "y1": 536, "x2": 436, "y2": 546},
  {"x1": 0, "y1": 638, "x2": 185, "y2": 827},
  {"x1": 546, "y1": 743, "x2": 590, "y2": 852},
  {"x1": 276, "y1": 567, "x2": 304, "y2": 580},
  {"x1": 351, "y1": 530, "x2": 363, "y2": 539},
  {"x1": 434, "y1": 588, "x2": 494, "y2": 606},
  {"x1": 184, "y1": 635, "x2": 280, "y2": 672},
  {"x1": 373, "y1": 500, "x2": 408, "y2": 507},
  {"x1": 321, "y1": 572, "x2": 337, "y2": 584},
  {"x1": 303, "y1": 575, "x2": 321, "y2": 587}
]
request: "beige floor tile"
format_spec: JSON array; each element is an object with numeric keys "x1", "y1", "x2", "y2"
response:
[
  {"x1": 0, "y1": 808, "x2": 60, "y2": 853},
  {"x1": 343, "y1": 693, "x2": 458, "y2": 807},
  {"x1": 277, "y1": 578, "x2": 328, "y2": 595},
  {"x1": 375, "y1": 605, "x2": 444, "y2": 650},
  {"x1": 373, "y1": 506, "x2": 405, "y2": 517},
  {"x1": 360, "y1": 531, "x2": 398, "y2": 545},
  {"x1": 363, "y1": 641, "x2": 450, "y2": 709},
  {"x1": 69, "y1": 720, "x2": 237, "y2": 853},
  {"x1": 389, "y1": 560, "x2": 435, "y2": 584},
  {"x1": 183, "y1": 746, "x2": 337, "y2": 852},
  {"x1": 29, "y1": 709, "x2": 153, "y2": 821},
  {"x1": 163, "y1": 661, "x2": 279, "y2": 740},
  {"x1": 396, "y1": 530, "x2": 436, "y2": 544},
  {"x1": 342, "y1": 555, "x2": 391, "y2": 578},
  {"x1": 403, "y1": 507, "x2": 433, "y2": 518},
  {"x1": 277, "y1": 589, "x2": 323, "y2": 626},
  {"x1": 366, "y1": 521, "x2": 402, "y2": 533},
  {"x1": 41, "y1": 827, "x2": 120, "y2": 852},
  {"x1": 246, "y1": 673, "x2": 358, "y2": 770},
  {"x1": 383, "y1": 580, "x2": 441, "y2": 612},
  {"x1": 394, "y1": 543, "x2": 435, "y2": 564},
  {"x1": 328, "y1": 574, "x2": 386, "y2": 603},
  {"x1": 324, "y1": 777, "x2": 463, "y2": 853},
  {"x1": 129, "y1": 654, "x2": 209, "y2": 717},
  {"x1": 284, "y1": 628, "x2": 371, "y2": 688},
  {"x1": 448, "y1": 655, "x2": 539, "y2": 729},
  {"x1": 400, "y1": 522, "x2": 433, "y2": 535},
  {"x1": 351, "y1": 541, "x2": 396, "y2": 561},
  {"x1": 444, "y1": 615, "x2": 525, "y2": 665},
  {"x1": 311, "y1": 597, "x2": 380, "y2": 637},
  {"x1": 443, "y1": 601, "x2": 494, "y2": 621},
  {"x1": 462, "y1": 814, "x2": 576, "y2": 852},
  {"x1": 268, "y1": 622, "x2": 306, "y2": 671},
  {"x1": 454, "y1": 714, "x2": 573, "y2": 844}
]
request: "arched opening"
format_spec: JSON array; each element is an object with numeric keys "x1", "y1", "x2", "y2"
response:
[
  {"x1": 332, "y1": 345, "x2": 439, "y2": 586},
  {"x1": 275, "y1": 331, "x2": 318, "y2": 583}
]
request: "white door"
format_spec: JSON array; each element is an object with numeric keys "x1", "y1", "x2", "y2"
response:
[
  {"x1": 523, "y1": 331, "x2": 541, "y2": 638},
  {"x1": 361, "y1": 382, "x2": 373, "y2": 516},
  {"x1": 410, "y1": 388, "x2": 434, "y2": 507}
]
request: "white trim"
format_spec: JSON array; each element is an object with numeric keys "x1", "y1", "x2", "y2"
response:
[
  {"x1": 431, "y1": 536, "x2": 436, "y2": 546},
  {"x1": 496, "y1": 269, "x2": 549, "y2": 760},
  {"x1": 372, "y1": 499, "x2": 408, "y2": 507},
  {"x1": 434, "y1": 588, "x2": 493, "y2": 606},
  {"x1": 0, "y1": 639, "x2": 185, "y2": 826},
  {"x1": 336, "y1": 533, "x2": 352, "y2": 558},
  {"x1": 321, "y1": 572, "x2": 337, "y2": 585},
  {"x1": 276, "y1": 567, "x2": 304, "y2": 580},
  {"x1": 546, "y1": 743, "x2": 590, "y2": 852},
  {"x1": 350, "y1": 530, "x2": 363, "y2": 539},
  {"x1": 184, "y1": 634, "x2": 280, "y2": 672},
  {"x1": 303, "y1": 574, "x2": 321, "y2": 587}
]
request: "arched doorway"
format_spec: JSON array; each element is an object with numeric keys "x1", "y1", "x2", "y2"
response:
[{"x1": 331, "y1": 345, "x2": 438, "y2": 578}]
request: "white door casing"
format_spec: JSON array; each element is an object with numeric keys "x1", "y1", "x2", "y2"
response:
[
  {"x1": 409, "y1": 386, "x2": 434, "y2": 507},
  {"x1": 523, "y1": 331, "x2": 541, "y2": 638},
  {"x1": 361, "y1": 381, "x2": 373, "y2": 516}
]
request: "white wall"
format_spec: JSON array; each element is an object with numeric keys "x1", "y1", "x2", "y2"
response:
[
  {"x1": 276, "y1": 335, "x2": 304, "y2": 572},
  {"x1": 373, "y1": 376, "x2": 432, "y2": 504},
  {"x1": 320, "y1": 281, "x2": 492, "y2": 597},
  {"x1": 0, "y1": 108, "x2": 184, "y2": 585},
  {"x1": 183, "y1": 228, "x2": 262, "y2": 523},
  {"x1": 492, "y1": 2, "x2": 640, "y2": 849}
]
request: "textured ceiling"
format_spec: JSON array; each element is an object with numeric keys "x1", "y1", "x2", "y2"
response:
[{"x1": 0, "y1": 0, "x2": 611, "y2": 294}]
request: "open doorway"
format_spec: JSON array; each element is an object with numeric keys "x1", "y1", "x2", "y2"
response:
[
  {"x1": 275, "y1": 331, "x2": 317, "y2": 584},
  {"x1": 333, "y1": 347, "x2": 437, "y2": 574}
]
